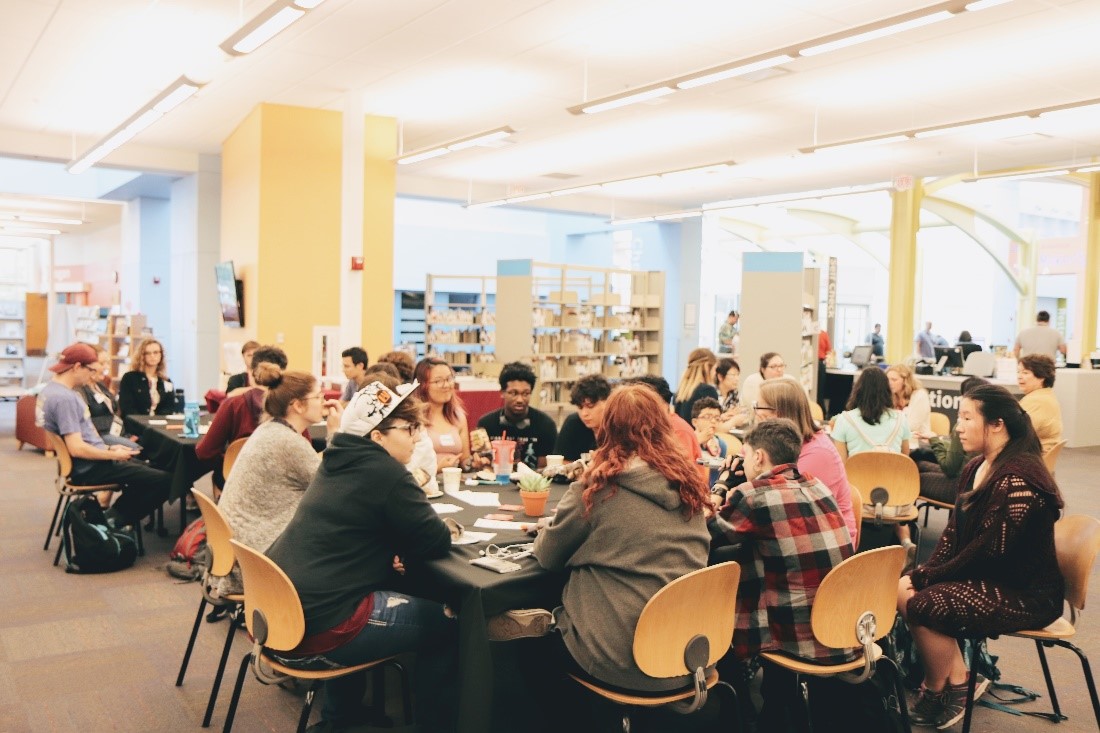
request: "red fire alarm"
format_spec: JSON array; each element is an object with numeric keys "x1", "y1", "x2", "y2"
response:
[{"x1": 350, "y1": 256, "x2": 364, "y2": 271}]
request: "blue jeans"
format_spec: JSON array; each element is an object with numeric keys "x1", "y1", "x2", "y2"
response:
[{"x1": 296, "y1": 591, "x2": 458, "y2": 732}]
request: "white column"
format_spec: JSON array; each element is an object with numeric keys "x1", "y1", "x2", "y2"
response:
[{"x1": 340, "y1": 94, "x2": 365, "y2": 352}]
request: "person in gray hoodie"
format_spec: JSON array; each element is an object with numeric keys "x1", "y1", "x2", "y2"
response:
[{"x1": 533, "y1": 384, "x2": 712, "y2": 694}]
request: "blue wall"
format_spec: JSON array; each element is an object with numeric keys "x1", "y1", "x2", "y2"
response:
[{"x1": 137, "y1": 197, "x2": 173, "y2": 365}]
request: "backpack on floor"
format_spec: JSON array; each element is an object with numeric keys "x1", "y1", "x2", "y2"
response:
[
  {"x1": 167, "y1": 517, "x2": 208, "y2": 581},
  {"x1": 61, "y1": 496, "x2": 138, "y2": 574},
  {"x1": 807, "y1": 663, "x2": 909, "y2": 733}
]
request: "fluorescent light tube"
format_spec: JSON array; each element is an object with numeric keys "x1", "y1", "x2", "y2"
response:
[
  {"x1": 447, "y1": 129, "x2": 512, "y2": 151},
  {"x1": 550, "y1": 185, "x2": 603, "y2": 197},
  {"x1": 1076, "y1": 165, "x2": 1100, "y2": 173},
  {"x1": 654, "y1": 212, "x2": 703, "y2": 221},
  {"x1": 602, "y1": 176, "x2": 661, "y2": 190},
  {"x1": 989, "y1": 170, "x2": 1069, "y2": 182},
  {"x1": 676, "y1": 55, "x2": 793, "y2": 89},
  {"x1": 813, "y1": 135, "x2": 910, "y2": 153},
  {"x1": 466, "y1": 199, "x2": 509, "y2": 210},
  {"x1": 222, "y1": 5, "x2": 305, "y2": 56},
  {"x1": 152, "y1": 82, "x2": 200, "y2": 114},
  {"x1": 612, "y1": 216, "x2": 656, "y2": 225},
  {"x1": 0, "y1": 214, "x2": 82, "y2": 226},
  {"x1": 965, "y1": 0, "x2": 1013, "y2": 10},
  {"x1": 396, "y1": 148, "x2": 449, "y2": 165},
  {"x1": 292, "y1": 0, "x2": 327, "y2": 8},
  {"x1": 0, "y1": 225, "x2": 61, "y2": 235},
  {"x1": 799, "y1": 11, "x2": 954, "y2": 56},
  {"x1": 580, "y1": 87, "x2": 674, "y2": 114},
  {"x1": 506, "y1": 193, "x2": 552, "y2": 203},
  {"x1": 703, "y1": 182, "x2": 891, "y2": 210},
  {"x1": 913, "y1": 115, "x2": 1030, "y2": 139},
  {"x1": 661, "y1": 163, "x2": 733, "y2": 179}
]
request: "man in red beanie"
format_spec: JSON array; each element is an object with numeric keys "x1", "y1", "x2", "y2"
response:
[{"x1": 37, "y1": 343, "x2": 170, "y2": 529}]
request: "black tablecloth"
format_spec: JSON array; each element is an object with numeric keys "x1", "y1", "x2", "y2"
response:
[{"x1": 404, "y1": 481, "x2": 567, "y2": 733}]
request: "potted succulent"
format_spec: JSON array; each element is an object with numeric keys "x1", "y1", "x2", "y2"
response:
[{"x1": 518, "y1": 474, "x2": 552, "y2": 517}]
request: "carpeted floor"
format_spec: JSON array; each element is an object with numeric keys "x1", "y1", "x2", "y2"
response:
[{"x1": 1, "y1": 399, "x2": 1097, "y2": 732}]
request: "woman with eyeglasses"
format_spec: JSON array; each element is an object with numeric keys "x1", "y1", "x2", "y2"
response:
[
  {"x1": 213, "y1": 363, "x2": 342, "y2": 597},
  {"x1": 738, "y1": 351, "x2": 797, "y2": 413},
  {"x1": 753, "y1": 380, "x2": 857, "y2": 546},
  {"x1": 266, "y1": 378, "x2": 459, "y2": 732},
  {"x1": 414, "y1": 357, "x2": 476, "y2": 470},
  {"x1": 117, "y1": 337, "x2": 176, "y2": 418}
]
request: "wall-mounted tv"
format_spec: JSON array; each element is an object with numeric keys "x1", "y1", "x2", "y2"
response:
[{"x1": 215, "y1": 261, "x2": 244, "y2": 327}]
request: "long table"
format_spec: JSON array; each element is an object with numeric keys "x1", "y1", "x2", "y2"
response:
[
  {"x1": 405, "y1": 480, "x2": 567, "y2": 733},
  {"x1": 823, "y1": 368, "x2": 1022, "y2": 424}
]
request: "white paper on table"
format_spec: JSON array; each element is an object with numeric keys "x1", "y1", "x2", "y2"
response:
[
  {"x1": 452, "y1": 531, "x2": 496, "y2": 546},
  {"x1": 453, "y1": 490, "x2": 501, "y2": 507},
  {"x1": 431, "y1": 503, "x2": 463, "y2": 514},
  {"x1": 474, "y1": 518, "x2": 530, "y2": 531},
  {"x1": 510, "y1": 462, "x2": 540, "y2": 482},
  {"x1": 148, "y1": 419, "x2": 168, "y2": 426}
]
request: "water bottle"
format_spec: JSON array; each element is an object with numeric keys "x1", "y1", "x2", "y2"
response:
[
  {"x1": 183, "y1": 402, "x2": 200, "y2": 438},
  {"x1": 174, "y1": 388, "x2": 186, "y2": 413}
]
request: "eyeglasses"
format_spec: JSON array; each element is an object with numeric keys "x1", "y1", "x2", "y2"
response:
[
  {"x1": 305, "y1": 392, "x2": 324, "y2": 401},
  {"x1": 764, "y1": 362, "x2": 785, "y2": 370},
  {"x1": 695, "y1": 414, "x2": 720, "y2": 423},
  {"x1": 429, "y1": 376, "x2": 456, "y2": 387},
  {"x1": 504, "y1": 390, "x2": 532, "y2": 399},
  {"x1": 381, "y1": 423, "x2": 422, "y2": 437},
  {"x1": 752, "y1": 401, "x2": 776, "y2": 413}
]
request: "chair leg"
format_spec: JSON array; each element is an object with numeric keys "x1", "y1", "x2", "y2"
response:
[
  {"x1": 799, "y1": 676, "x2": 814, "y2": 733},
  {"x1": 44, "y1": 494, "x2": 65, "y2": 550},
  {"x1": 297, "y1": 681, "x2": 321, "y2": 733},
  {"x1": 203, "y1": 607, "x2": 241, "y2": 728},
  {"x1": 961, "y1": 650, "x2": 979, "y2": 733},
  {"x1": 1031, "y1": 639, "x2": 1064, "y2": 723},
  {"x1": 221, "y1": 652, "x2": 252, "y2": 733},
  {"x1": 714, "y1": 680, "x2": 744, "y2": 733},
  {"x1": 878, "y1": 658, "x2": 912, "y2": 733},
  {"x1": 1053, "y1": 639, "x2": 1100, "y2": 729},
  {"x1": 56, "y1": 495, "x2": 72, "y2": 536},
  {"x1": 135, "y1": 520, "x2": 144, "y2": 557},
  {"x1": 176, "y1": 597, "x2": 209, "y2": 686},
  {"x1": 384, "y1": 660, "x2": 414, "y2": 725}
]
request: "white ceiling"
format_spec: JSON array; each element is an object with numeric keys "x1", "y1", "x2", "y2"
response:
[{"x1": 1, "y1": 0, "x2": 1099, "y2": 216}]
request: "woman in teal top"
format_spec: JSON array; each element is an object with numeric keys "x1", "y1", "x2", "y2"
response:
[{"x1": 831, "y1": 367, "x2": 911, "y2": 461}]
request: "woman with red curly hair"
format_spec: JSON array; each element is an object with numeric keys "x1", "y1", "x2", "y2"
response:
[{"x1": 532, "y1": 384, "x2": 711, "y2": 697}]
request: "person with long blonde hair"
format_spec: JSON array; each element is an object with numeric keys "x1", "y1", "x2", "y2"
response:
[
  {"x1": 887, "y1": 362, "x2": 932, "y2": 443},
  {"x1": 532, "y1": 384, "x2": 710, "y2": 700},
  {"x1": 673, "y1": 347, "x2": 719, "y2": 422},
  {"x1": 117, "y1": 337, "x2": 176, "y2": 418}
]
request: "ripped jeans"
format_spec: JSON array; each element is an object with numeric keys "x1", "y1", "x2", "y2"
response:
[{"x1": 302, "y1": 590, "x2": 458, "y2": 732}]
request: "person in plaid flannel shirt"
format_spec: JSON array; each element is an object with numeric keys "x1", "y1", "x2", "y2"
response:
[{"x1": 708, "y1": 418, "x2": 856, "y2": 729}]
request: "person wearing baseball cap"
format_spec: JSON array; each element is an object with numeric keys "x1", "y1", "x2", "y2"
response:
[
  {"x1": 37, "y1": 342, "x2": 171, "y2": 529},
  {"x1": 266, "y1": 376, "x2": 460, "y2": 733}
]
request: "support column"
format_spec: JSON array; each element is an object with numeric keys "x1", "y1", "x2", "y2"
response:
[
  {"x1": 1083, "y1": 172, "x2": 1100, "y2": 359},
  {"x1": 886, "y1": 182, "x2": 923, "y2": 363},
  {"x1": 221, "y1": 104, "x2": 396, "y2": 370}
]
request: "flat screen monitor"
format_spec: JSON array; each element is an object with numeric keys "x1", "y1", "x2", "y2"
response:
[
  {"x1": 215, "y1": 261, "x2": 243, "y2": 327},
  {"x1": 850, "y1": 344, "x2": 873, "y2": 367},
  {"x1": 934, "y1": 345, "x2": 964, "y2": 371}
]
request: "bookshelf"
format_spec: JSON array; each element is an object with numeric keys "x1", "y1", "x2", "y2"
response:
[
  {"x1": 424, "y1": 275, "x2": 496, "y2": 367},
  {"x1": 0, "y1": 300, "x2": 26, "y2": 393},
  {"x1": 495, "y1": 261, "x2": 664, "y2": 423},
  {"x1": 100, "y1": 314, "x2": 148, "y2": 381}
]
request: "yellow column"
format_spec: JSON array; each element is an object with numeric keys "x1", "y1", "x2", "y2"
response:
[
  {"x1": 1084, "y1": 172, "x2": 1100, "y2": 358},
  {"x1": 361, "y1": 116, "x2": 398, "y2": 359},
  {"x1": 221, "y1": 104, "x2": 396, "y2": 370},
  {"x1": 886, "y1": 181, "x2": 923, "y2": 364}
]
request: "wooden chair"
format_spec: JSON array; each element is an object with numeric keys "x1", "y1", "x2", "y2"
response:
[
  {"x1": 223, "y1": 437, "x2": 248, "y2": 480},
  {"x1": 849, "y1": 484, "x2": 863, "y2": 551},
  {"x1": 958, "y1": 515, "x2": 1100, "y2": 733},
  {"x1": 176, "y1": 490, "x2": 247, "y2": 728},
  {"x1": 809, "y1": 401, "x2": 824, "y2": 422},
  {"x1": 845, "y1": 452, "x2": 920, "y2": 526},
  {"x1": 222, "y1": 540, "x2": 411, "y2": 733},
  {"x1": 569, "y1": 562, "x2": 741, "y2": 731},
  {"x1": 929, "y1": 412, "x2": 951, "y2": 437},
  {"x1": 1043, "y1": 439, "x2": 1067, "y2": 475},
  {"x1": 760, "y1": 546, "x2": 909, "y2": 726},
  {"x1": 43, "y1": 431, "x2": 142, "y2": 565}
]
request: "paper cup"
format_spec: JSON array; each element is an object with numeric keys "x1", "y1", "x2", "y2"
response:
[
  {"x1": 442, "y1": 466, "x2": 462, "y2": 492},
  {"x1": 546, "y1": 455, "x2": 564, "y2": 468}
]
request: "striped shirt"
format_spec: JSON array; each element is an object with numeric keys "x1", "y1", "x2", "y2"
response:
[{"x1": 710, "y1": 463, "x2": 856, "y2": 664}]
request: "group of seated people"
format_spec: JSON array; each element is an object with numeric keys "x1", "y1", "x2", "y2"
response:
[{"x1": 37, "y1": 338, "x2": 1069, "y2": 732}]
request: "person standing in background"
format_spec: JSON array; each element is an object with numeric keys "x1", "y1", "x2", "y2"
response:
[
  {"x1": 817, "y1": 330, "x2": 831, "y2": 411},
  {"x1": 717, "y1": 310, "x2": 739, "y2": 354},
  {"x1": 915, "y1": 321, "x2": 936, "y2": 360},
  {"x1": 1013, "y1": 311, "x2": 1067, "y2": 361},
  {"x1": 869, "y1": 323, "x2": 884, "y2": 358}
]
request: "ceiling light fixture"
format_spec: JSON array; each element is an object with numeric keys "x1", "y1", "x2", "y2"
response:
[
  {"x1": 220, "y1": 0, "x2": 328, "y2": 56},
  {"x1": 810, "y1": 134, "x2": 911, "y2": 153},
  {"x1": 1077, "y1": 165, "x2": 1100, "y2": 173},
  {"x1": 612, "y1": 216, "x2": 656, "y2": 226},
  {"x1": 568, "y1": 1, "x2": 1005, "y2": 115},
  {"x1": 68, "y1": 76, "x2": 204, "y2": 175},
  {"x1": 703, "y1": 182, "x2": 892, "y2": 211},
  {"x1": 912, "y1": 115, "x2": 1031, "y2": 139},
  {"x1": 0, "y1": 225, "x2": 62, "y2": 235},
  {"x1": 0, "y1": 213, "x2": 83, "y2": 226},
  {"x1": 987, "y1": 169, "x2": 1070, "y2": 182},
  {"x1": 653, "y1": 211, "x2": 703, "y2": 221},
  {"x1": 463, "y1": 161, "x2": 736, "y2": 209},
  {"x1": 396, "y1": 126, "x2": 515, "y2": 166}
]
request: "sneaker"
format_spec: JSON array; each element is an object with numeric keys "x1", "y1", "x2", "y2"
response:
[
  {"x1": 936, "y1": 674, "x2": 989, "y2": 729},
  {"x1": 909, "y1": 686, "x2": 947, "y2": 727},
  {"x1": 485, "y1": 608, "x2": 553, "y2": 641}
]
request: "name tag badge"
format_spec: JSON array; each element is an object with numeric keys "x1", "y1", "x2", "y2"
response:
[
  {"x1": 439, "y1": 433, "x2": 456, "y2": 447},
  {"x1": 163, "y1": 381, "x2": 173, "y2": 392},
  {"x1": 110, "y1": 417, "x2": 123, "y2": 437},
  {"x1": 93, "y1": 390, "x2": 107, "y2": 404}
]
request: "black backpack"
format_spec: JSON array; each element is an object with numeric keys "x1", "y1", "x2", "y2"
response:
[
  {"x1": 807, "y1": 664, "x2": 910, "y2": 733},
  {"x1": 61, "y1": 496, "x2": 138, "y2": 574}
]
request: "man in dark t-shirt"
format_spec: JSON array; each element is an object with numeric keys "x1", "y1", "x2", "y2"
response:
[
  {"x1": 476, "y1": 362, "x2": 557, "y2": 469},
  {"x1": 554, "y1": 374, "x2": 612, "y2": 460}
]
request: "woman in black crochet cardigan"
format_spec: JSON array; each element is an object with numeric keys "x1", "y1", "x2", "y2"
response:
[{"x1": 897, "y1": 384, "x2": 1064, "y2": 729}]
